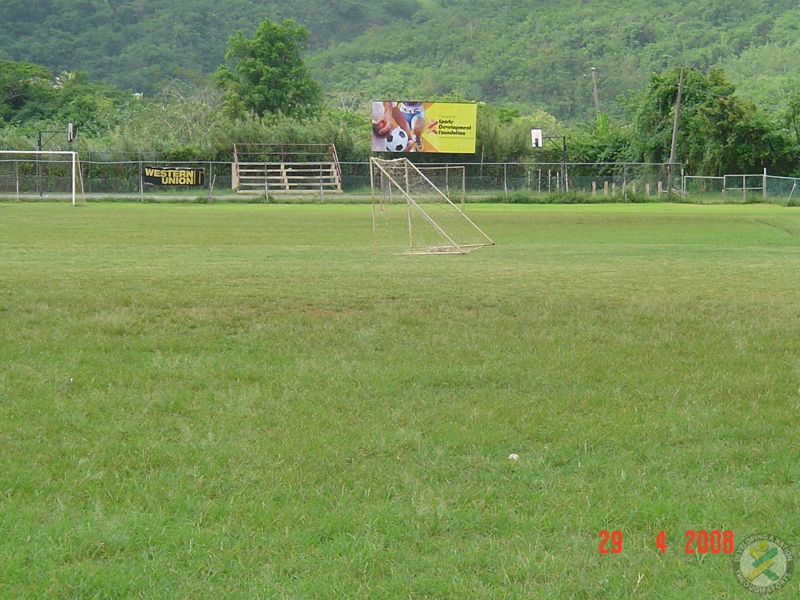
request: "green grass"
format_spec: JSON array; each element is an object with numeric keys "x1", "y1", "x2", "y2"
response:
[{"x1": 1, "y1": 202, "x2": 799, "y2": 599}]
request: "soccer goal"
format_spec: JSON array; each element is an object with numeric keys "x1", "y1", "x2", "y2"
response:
[
  {"x1": 0, "y1": 151, "x2": 85, "y2": 205},
  {"x1": 764, "y1": 175, "x2": 800, "y2": 207},
  {"x1": 683, "y1": 175, "x2": 724, "y2": 199},
  {"x1": 370, "y1": 157, "x2": 493, "y2": 254}
]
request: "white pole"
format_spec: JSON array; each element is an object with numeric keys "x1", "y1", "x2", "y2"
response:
[
  {"x1": 682, "y1": 168, "x2": 686, "y2": 197},
  {"x1": 72, "y1": 152, "x2": 76, "y2": 207},
  {"x1": 405, "y1": 160, "x2": 413, "y2": 249},
  {"x1": 461, "y1": 167, "x2": 466, "y2": 213},
  {"x1": 370, "y1": 158, "x2": 377, "y2": 254},
  {"x1": 503, "y1": 163, "x2": 508, "y2": 201}
]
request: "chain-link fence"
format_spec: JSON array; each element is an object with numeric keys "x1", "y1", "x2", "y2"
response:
[
  {"x1": 5, "y1": 157, "x2": 797, "y2": 204},
  {"x1": 683, "y1": 173, "x2": 800, "y2": 206},
  {"x1": 81, "y1": 161, "x2": 233, "y2": 195},
  {"x1": 764, "y1": 175, "x2": 800, "y2": 206},
  {"x1": 341, "y1": 161, "x2": 679, "y2": 198}
]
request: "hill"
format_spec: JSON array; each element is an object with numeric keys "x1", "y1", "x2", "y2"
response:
[
  {"x1": 309, "y1": 0, "x2": 800, "y2": 120},
  {"x1": 1, "y1": 0, "x2": 799, "y2": 120},
  {"x1": 0, "y1": 0, "x2": 412, "y2": 93}
]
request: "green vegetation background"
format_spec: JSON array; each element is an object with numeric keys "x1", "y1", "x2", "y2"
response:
[{"x1": 1, "y1": 0, "x2": 800, "y2": 120}]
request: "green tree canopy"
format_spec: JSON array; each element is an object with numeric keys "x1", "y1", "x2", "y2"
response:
[
  {"x1": 0, "y1": 59, "x2": 132, "y2": 137},
  {"x1": 629, "y1": 67, "x2": 789, "y2": 175},
  {"x1": 0, "y1": 59, "x2": 54, "y2": 123},
  {"x1": 215, "y1": 18, "x2": 322, "y2": 119}
]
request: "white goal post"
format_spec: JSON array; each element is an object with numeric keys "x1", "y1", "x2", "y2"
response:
[
  {"x1": 370, "y1": 157, "x2": 493, "y2": 254},
  {"x1": 0, "y1": 150, "x2": 84, "y2": 206}
]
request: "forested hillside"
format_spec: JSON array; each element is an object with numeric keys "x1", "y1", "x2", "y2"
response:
[
  {"x1": 1, "y1": 0, "x2": 799, "y2": 120},
  {"x1": 312, "y1": 0, "x2": 800, "y2": 120},
  {"x1": 0, "y1": 0, "x2": 418, "y2": 95}
]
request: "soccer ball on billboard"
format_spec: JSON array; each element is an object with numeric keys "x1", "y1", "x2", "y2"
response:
[{"x1": 384, "y1": 127, "x2": 410, "y2": 152}]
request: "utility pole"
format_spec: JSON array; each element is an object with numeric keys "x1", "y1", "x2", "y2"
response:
[
  {"x1": 590, "y1": 67, "x2": 600, "y2": 114},
  {"x1": 667, "y1": 68, "x2": 684, "y2": 195}
]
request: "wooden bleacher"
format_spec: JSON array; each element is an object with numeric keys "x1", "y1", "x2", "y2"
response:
[{"x1": 232, "y1": 143, "x2": 342, "y2": 195}]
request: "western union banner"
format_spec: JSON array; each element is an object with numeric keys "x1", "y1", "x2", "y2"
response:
[
  {"x1": 371, "y1": 101, "x2": 477, "y2": 154},
  {"x1": 143, "y1": 166, "x2": 206, "y2": 186}
]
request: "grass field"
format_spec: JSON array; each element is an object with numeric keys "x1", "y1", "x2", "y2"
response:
[{"x1": 1, "y1": 202, "x2": 799, "y2": 599}]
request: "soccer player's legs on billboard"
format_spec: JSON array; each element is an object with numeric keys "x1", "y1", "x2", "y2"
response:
[{"x1": 396, "y1": 102, "x2": 425, "y2": 151}]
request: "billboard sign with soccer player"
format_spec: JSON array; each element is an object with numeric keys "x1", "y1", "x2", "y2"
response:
[{"x1": 371, "y1": 101, "x2": 477, "y2": 154}]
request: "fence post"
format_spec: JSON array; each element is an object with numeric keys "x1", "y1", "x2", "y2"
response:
[
  {"x1": 623, "y1": 165, "x2": 627, "y2": 199},
  {"x1": 460, "y1": 166, "x2": 466, "y2": 212},
  {"x1": 682, "y1": 168, "x2": 686, "y2": 198},
  {"x1": 763, "y1": 167, "x2": 767, "y2": 201},
  {"x1": 503, "y1": 163, "x2": 508, "y2": 201},
  {"x1": 264, "y1": 163, "x2": 274, "y2": 204}
]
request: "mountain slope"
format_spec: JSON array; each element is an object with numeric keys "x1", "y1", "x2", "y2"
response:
[
  {"x1": 0, "y1": 0, "x2": 798, "y2": 120},
  {"x1": 310, "y1": 0, "x2": 800, "y2": 119},
  {"x1": 0, "y1": 0, "x2": 418, "y2": 93}
]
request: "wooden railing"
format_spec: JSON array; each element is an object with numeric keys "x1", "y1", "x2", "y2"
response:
[{"x1": 232, "y1": 144, "x2": 342, "y2": 194}]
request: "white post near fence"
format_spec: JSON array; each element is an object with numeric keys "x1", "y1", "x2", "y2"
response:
[
  {"x1": 71, "y1": 152, "x2": 77, "y2": 207},
  {"x1": 503, "y1": 163, "x2": 508, "y2": 201}
]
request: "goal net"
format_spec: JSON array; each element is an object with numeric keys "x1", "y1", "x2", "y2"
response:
[
  {"x1": 370, "y1": 157, "x2": 493, "y2": 254},
  {"x1": 0, "y1": 151, "x2": 85, "y2": 205},
  {"x1": 684, "y1": 175, "x2": 724, "y2": 198}
]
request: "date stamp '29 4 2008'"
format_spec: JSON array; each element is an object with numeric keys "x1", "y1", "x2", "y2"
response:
[{"x1": 599, "y1": 530, "x2": 795, "y2": 594}]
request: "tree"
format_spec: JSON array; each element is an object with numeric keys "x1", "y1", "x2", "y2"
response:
[
  {"x1": 0, "y1": 59, "x2": 55, "y2": 123},
  {"x1": 215, "y1": 18, "x2": 322, "y2": 119},
  {"x1": 628, "y1": 67, "x2": 788, "y2": 175},
  {"x1": 782, "y1": 90, "x2": 800, "y2": 145}
]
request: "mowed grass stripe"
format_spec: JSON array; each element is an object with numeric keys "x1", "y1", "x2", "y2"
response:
[{"x1": 1, "y1": 203, "x2": 799, "y2": 598}]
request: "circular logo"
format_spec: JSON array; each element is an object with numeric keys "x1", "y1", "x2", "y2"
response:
[{"x1": 733, "y1": 534, "x2": 794, "y2": 594}]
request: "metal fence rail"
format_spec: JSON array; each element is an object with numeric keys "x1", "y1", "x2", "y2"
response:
[
  {"x1": 76, "y1": 160, "x2": 676, "y2": 198},
  {"x1": 3, "y1": 157, "x2": 798, "y2": 205}
]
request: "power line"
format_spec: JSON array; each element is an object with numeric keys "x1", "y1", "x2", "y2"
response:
[{"x1": 680, "y1": 85, "x2": 735, "y2": 100}]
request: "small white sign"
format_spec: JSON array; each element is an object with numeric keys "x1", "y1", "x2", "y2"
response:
[{"x1": 531, "y1": 128, "x2": 543, "y2": 148}]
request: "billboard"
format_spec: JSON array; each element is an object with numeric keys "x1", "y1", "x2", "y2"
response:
[
  {"x1": 142, "y1": 166, "x2": 206, "y2": 186},
  {"x1": 371, "y1": 101, "x2": 477, "y2": 154}
]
